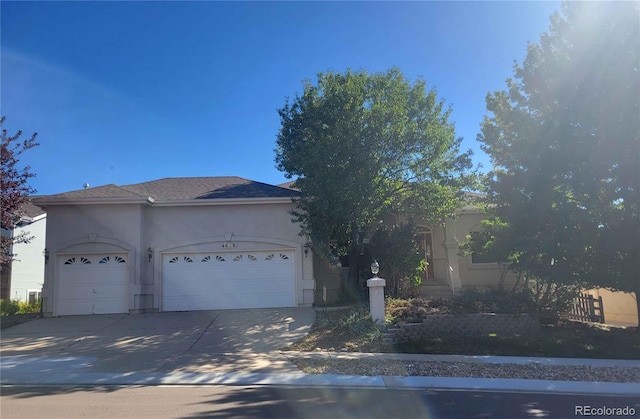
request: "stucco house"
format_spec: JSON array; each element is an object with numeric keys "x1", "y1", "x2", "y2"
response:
[
  {"x1": 32, "y1": 177, "x2": 315, "y2": 317},
  {"x1": 312, "y1": 197, "x2": 517, "y2": 304},
  {"x1": 1, "y1": 201, "x2": 47, "y2": 303},
  {"x1": 33, "y1": 176, "x2": 521, "y2": 317}
]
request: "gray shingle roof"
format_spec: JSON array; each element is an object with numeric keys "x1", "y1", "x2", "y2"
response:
[
  {"x1": 44, "y1": 184, "x2": 149, "y2": 200},
  {"x1": 40, "y1": 177, "x2": 299, "y2": 202},
  {"x1": 19, "y1": 200, "x2": 46, "y2": 218}
]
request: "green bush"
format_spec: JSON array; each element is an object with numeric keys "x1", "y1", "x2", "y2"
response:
[
  {"x1": 385, "y1": 289, "x2": 537, "y2": 325},
  {"x1": 17, "y1": 299, "x2": 41, "y2": 314},
  {"x1": 1, "y1": 299, "x2": 41, "y2": 315},
  {"x1": 337, "y1": 306, "x2": 385, "y2": 337},
  {"x1": 1, "y1": 299, "x2": 20, "y2": 316},
  {"x1": 386, "y1": 297, "x2": 449, "y2": 325},
  {"x1": 317, "y1": 305, "x2": 386, "y2": 342}
]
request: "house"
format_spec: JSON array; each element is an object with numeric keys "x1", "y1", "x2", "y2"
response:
[
  {"x1": 0, "y1": 201, "x2": 47, "y2": 303},
  {"x1": 313, "y1": 198, "x2": 518, "y2": 304},
  {"x1": 32, "y1": 177, "x2": 315, "y2": 317}
]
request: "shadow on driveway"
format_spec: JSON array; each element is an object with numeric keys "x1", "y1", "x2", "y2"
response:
[{"x1": 0, "y1": 308, "x2": 315, "y2": 373}]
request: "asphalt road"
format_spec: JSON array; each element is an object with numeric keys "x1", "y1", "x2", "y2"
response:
[{"x1": 2, "y1": 385, "x2": 639, "y2": 419}]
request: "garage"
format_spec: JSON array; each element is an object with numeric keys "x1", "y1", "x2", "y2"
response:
[
  {"x1": 162, "y1": 250, "x2": 296, "y2": 312},
  {"x1": 56, "y1": 254, "x2": 130, "y2": 316}
]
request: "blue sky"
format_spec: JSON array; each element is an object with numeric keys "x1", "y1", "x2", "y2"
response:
[{"x1": 2, "y1": 1, "x2": 560, "y2": 195}]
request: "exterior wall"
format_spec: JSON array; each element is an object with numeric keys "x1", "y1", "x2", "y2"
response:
[
  {"x1": 388, "y1": 211, "x2": 517, "y2": 294},
  {"x1": 145, "y1": 203, "x2": 313, "y2": 310},
  {"x1": 586, "y1": 288, "x2": 638, "y2": 327},
  {"x1": 42, "y1": 204, "x2": 144, "y2": 316},
  {"x1": 453, "y1": 211, "x2": 518, "y2": 291},
  {"x1": 7, "y1": 216, "x2": 47, "y2": 302},
  {"x1": 43, "y1": 201, "x2": 314, "y2": 315}
]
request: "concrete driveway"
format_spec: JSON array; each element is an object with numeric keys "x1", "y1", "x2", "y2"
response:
[{"x1": 0, "y1": 308, "x2": 315, "y2": 375}]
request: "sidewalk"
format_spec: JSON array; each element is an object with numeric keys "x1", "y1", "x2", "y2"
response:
[{"x1": 2, "y1": 351, "x2": 638, "y2": 396}]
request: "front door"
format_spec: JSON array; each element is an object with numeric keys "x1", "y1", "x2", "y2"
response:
[{"x1": 416, "y1": 228, "x2": 435, "y2": 281}]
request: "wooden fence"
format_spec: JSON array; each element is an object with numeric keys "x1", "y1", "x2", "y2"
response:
[{"x1": 567, "y1": 293, "x2": 605, "y2": 323}]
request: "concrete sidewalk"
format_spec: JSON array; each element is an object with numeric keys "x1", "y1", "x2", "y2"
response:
[{"x1": 2, "y1": 352, "x2": 638, "y2": 396}]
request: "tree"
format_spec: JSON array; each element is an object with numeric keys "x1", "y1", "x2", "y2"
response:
[
  {"x1": 275, "y1": 68, "x2": 476, "y2": 297},
  {"x1": 368, "y1": 221, "x2": 426, "y2": 298},
  {"x1": 1, "y1": 117, "x2": 39, "y2": 265},
  {"x1": 478, "y1": 3, "x2": 640, "y2": 326}
]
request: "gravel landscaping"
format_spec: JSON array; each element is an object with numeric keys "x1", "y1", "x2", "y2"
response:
[{"x1": 289, "y1": 358, "x2": 640, "y2": 383}]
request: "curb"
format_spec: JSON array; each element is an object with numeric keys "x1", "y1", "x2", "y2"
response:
[
  {"x1": 2, "y1": 354, "x2": 638, "y2": 395},
  {"x1": 1, "y1": 369, "x2": 638, "y2": 396}
]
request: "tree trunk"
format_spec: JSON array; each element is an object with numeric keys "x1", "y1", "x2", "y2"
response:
[{"x1": 346, "y1": 247, "x2": 360, "y2": 301}]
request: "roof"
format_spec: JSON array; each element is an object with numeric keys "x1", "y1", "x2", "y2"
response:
[
  {"x1": 19, "y1": 200, "x2": 46, "y2": 219},
  {"x1": 277, "y1": 180, "x2": 299, "y2": 190},
  {"x1": 34, "y1": 177, "x2": 299, "y2": 206}
]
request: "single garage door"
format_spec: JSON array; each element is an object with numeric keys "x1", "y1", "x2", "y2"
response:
[
  {"x1": 56, "y1": 254, "x2": 130, "y2": 316},
  {"x1": 162, "y1": 250, "x2": 296, "y2": 312}
]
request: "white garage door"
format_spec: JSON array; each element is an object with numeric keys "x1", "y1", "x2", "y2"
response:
[
  {"x1": 162, "y1": 250, "x2": 296, "y2": 312},
  {"x1": 56, "y1": 254, "x2": 130, "y2": 316}
]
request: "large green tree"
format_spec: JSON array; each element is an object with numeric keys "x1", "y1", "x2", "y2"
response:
[
  {"x1": 478, "y1": 2, "x2": 640, "y2": 325},
  {"x1": 275, "y1": 68, "x2": 476, "y2": 296}
]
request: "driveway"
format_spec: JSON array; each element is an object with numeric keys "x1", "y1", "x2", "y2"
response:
[{"x1": 0, "y1": 308, "x2": 315, "y2": 374}]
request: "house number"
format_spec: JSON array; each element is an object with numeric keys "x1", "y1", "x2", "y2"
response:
[{"x1": 221, "y1": 243, "x2": 236, "y2": 249}]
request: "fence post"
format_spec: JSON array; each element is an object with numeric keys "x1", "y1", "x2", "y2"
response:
[{"x1": 597, "y1": 296, "x2": 605, "y2": 323}]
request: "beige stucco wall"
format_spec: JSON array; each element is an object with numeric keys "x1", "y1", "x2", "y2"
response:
[
  {"x1": 382, "y1": 211, "x2": 517, "y2": 294},
  {"x1": 42, "y1": 204, "x2": 143, "y2": 316},
  {"x1": 42, "y1": 201, "x2": 314, "y2": 316},
  {"x1": 452, "y1": 211, "x2": 518, "y2": 290},
  {"x1": 586, "y1": 288, "x2": 638, "y2": 327}
]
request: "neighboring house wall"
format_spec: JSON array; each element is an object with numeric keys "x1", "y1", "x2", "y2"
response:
[
  {"x1": 8, "y1": 215, "x2": 46, "y2": 302},
  {"x1": 1, "y1": 215, "x2": 46, "y2": 302},
  {"x1": 585, "y1": 288, "x2": 638, "y2": 327}
]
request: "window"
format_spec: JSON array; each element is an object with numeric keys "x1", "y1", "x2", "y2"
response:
[
  {"x1": 469, "y1": 231, "x2": 498, "y2": 264},
  {"x1": 27, "y1": 290, "x2": 41, "y2": 305}
]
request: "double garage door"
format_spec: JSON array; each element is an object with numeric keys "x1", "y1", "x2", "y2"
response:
[
  {"x1": 56, "y1": 253, "x2": 130, "y2": 316},
  {"x1": 55, "y1": 250, "x2": 296, "y2": 315},
  {"x1": 162, "y1": 250, "x2": 296, "y2": 312}
]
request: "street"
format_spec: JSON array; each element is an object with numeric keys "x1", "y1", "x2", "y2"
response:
[{"x1": 2, "y1": 385, "x2": 638, "y2": 418}]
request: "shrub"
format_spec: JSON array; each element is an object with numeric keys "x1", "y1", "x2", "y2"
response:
[
  {"x1": 0, "y1": 299, "x2": 20, "y2": 316},
  {"x1": 17, "y1": 299, "x2": 41, "y2": 314},
  {"x1": 1, "y1": 298, "x2": 41, "y2": 315},
  {"x1": 449, "y1": 288, "x2": 536, "y2": 315},
  {"x1": 337, "y1": 306, "x2": 385, "y2": 338},
  {"x1": 385, "y1": 289, "x2": 537, "y2": 325},
  {"x1": 386, "y1": 297, "x2": 451, "y2": 325}
]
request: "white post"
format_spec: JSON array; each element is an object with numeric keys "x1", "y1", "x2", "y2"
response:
[{"x1": 367, "y1": 276, "x2": 386, "y2": 324}]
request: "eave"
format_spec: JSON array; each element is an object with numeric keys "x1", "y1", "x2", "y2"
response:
[{"x1": 32, "y1": 196, "x2": 297, "y2": 208}]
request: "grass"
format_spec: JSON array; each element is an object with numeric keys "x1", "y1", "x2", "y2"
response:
[
  {"x1": 287, "y1": 306, "x2": 387, "y2": 352},
  {"x1": 285, "y1": 307, "x2": 640, "y2": 360}
]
